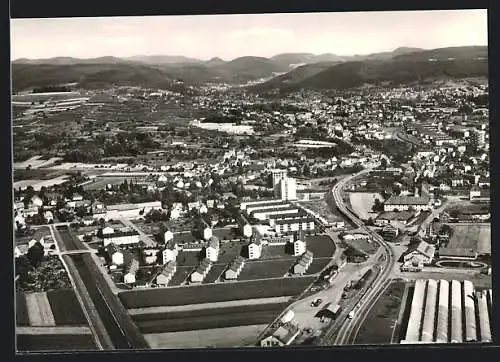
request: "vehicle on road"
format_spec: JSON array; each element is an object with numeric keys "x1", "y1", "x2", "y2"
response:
[
  {"x1": 311, "y1": 298, "x2": 323, "y2": 307},
  {"x1": 347, "y1": 311, "x2": 355, "y2": 319}
]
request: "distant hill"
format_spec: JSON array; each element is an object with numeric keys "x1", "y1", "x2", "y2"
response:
[
  {"x1": 205, "y1": 57, "x2": 226, "y2": 67},
  {"x1": 252, "y1": 61, "x2": 343, "y2": 91},
  {"x1": 291, "y1": 58, "x2": 488, "y2": 90},
  {"x1": 342, "y1": 47, "x2": 425, "y2": 61},
  {"x1": 392, "y1": 46, "x2": 487, "y2": 61},
  {"x1": 11, "y1": 46, "x2": 488, "y2": 91},
  {"x1": 125, "y1": 55, "x2": 203, "y2": 65},
  {"x1": 12, "y1": 56, "x2": 131, "y2": 65},
  {"x1": 271, "y1": 53, "x2": 344, "y2": 68},
  {"x1": 11, "y1": 63, "x2": 175, "y2": 91}
]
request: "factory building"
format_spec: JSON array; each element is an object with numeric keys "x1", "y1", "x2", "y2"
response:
[
  {"x1": 401, "y1": 279, "x2": 491, "y2": 344},
  {"x1": 435, "y1": 279, "x2": 449, "y2": 343}
]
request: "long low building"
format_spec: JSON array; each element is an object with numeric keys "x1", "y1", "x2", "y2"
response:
[
  {"x1": 273, "y1": 217, "x2": 315, "y2": 234},
  {"x1": 384, "y1": 195, "x2": 431, "y2": 212},
  {"x1": 401, "y1": 279, "x2": 491, "y2": 344}
]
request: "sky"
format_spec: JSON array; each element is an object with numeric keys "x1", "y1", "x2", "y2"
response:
[{"x1": 10, "y1": 9, "x2": 488, "y2": 61}]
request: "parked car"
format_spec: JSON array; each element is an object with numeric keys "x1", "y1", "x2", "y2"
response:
[{"x1": 311, "y1": 298, "x2": 323, "y2": 307}]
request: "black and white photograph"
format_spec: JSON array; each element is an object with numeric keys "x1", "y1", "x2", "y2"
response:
[{"x1": 10, "y1": 8, "x2": 492, "y2": 352}]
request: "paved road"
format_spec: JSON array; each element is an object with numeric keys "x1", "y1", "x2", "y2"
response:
[{"x1": 314, "y1": 164, "x2": 397, "y2": 346}]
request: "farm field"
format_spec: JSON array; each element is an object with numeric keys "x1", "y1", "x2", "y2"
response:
[
  {"x1": 16, "y1": 291, "x2": 30, "y2": 326},
  {"x1": 46, "y1": 289, "x2": 87, "y2": 325},
  {"x1": 304, "y1": 259, "x2": 331, "y2": 275},
  {"x1": 306, "y1": 234, "x2": 336, "y2": 257},
  {"x1": 348, "y1": 237, "x2": 380, "y2": 255},
  {"x1": 348, "y1": 192, "x2": 383, "y2": 220},
  {"x1": 447, "y1": 224, "x2": 491, "y2": 254},
  {"x1": 145, "y1": 324, "x2": 267, "y2": 349},
  {"x1": 16, "y1": 334, "x2": 96, "y2": 352},
  {"x1": 136, "y1": 307, "x2": 282, "y2": 334},
  {"x1": 25, "y1": 292, "x2": 56, "y2": 327},
  {"x1": 238, "y1": 260, "x2": 295, "y2": 280},
  {"x1": 354, "y1": 281, "x2": 406, "y2": 345},
  {"x1": 14, "y1": 175, "x2": 70, "y2": 191},
  {"x1": 129, "y1": 298, "x2": 290, "y2": 316},
  {"x1": 119, "y1": 277, "x2": 315, "y2": 309}
]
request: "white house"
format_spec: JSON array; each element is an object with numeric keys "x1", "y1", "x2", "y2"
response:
[
  {"x1": 162, "y1": 247, "x2": 178, "y2": 263},
  {"x1": 190, "y1": 259, "x2": 212, "y2": 283},
  {"x1": 164, "y1": 230, "x2": 174, "y2": 243},
  {"x1": 260, "y1": 324, "x2": 300, "y2": 347},
  {"x1": 205, "y1": 237, "x2": 220, "y2": 262},
  {"x1": 224, "y1": 256, "x2": 245, "y2": 280},
  {"x1": 44, "y1": 211, "x2": 54, "y2": 223},
  {"x1": 403, "y1": 240, "x2": 435, "y2": 266},
  {"x1": 248, "y1": 239, "x2": 262, "y2": 259},
  {"x1": 123, "y1": 258, "x2": 139, "y2": 284},
  {"x1": 156, "y1": 261, "x2": 177, "y2": 286},
  {"x1": 203, "y1": 226, "x2": 213, "y2": 241},
  {"x1": 106, "y1": 243, "x2": 124, "y2": 265}
]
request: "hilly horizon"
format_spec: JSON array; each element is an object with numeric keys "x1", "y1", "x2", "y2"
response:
[{"x1": 11, "y1": 46, "x2": 488, "y2": 92}]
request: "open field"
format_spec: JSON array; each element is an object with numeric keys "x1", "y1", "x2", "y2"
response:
[
  {"x1": 305, "y1": 259, "x2": 331, "y2": 275},
  {"x1": 238, "y1": 260, "x2": 295, "y2": 280},
  {"x1": 46, "y1": 289, "x2": 87, "y2": 325},
  {"x1": 349, "y1": 192, "x2": 382, "y2": 220},
  {"x1": 14, "y1": 175, "x2": 70, "y2": 191},
  {"x1": 13, "y1": 168, "x2": 68, "y2": 182},
  {"x1": 16, "y1": 291, "x2": 30, "y2": 326},
  {"x1": 119, "y1": 277, "x2": 315, "y2": 309},
  {"x1": 306, "y1": 234, "x2": 336, "y2": 257},
  {"x1": 133, "y1": 303, "x2": 289, "y2": 322},
  {"x1": 17, "y1": 326, "x2": 92, "y2": 335},
  {"x1": 145, "y1": 324, "x2": 267, "y2": 349},
  {"x1": 16, "y1": 334, "x2": 96, "y2": 352},
  {"x1": 354, "y1": 281, "x2": 406, "y2": 344},
  {"x1": 25, "y1": 292, "x2": 56, "y2": 327},
  {"x1": 168, "y1": 266, "x2": 194, "y2": 286},
  {"x1": 135, "y1": 304, "x2": 285, "y2": 333},
  {"x1": 447, "y1": 224, "x2": 491, "y2": 254},
  {"x1": 298, "y1": 199, "x2": 346, "y2": 223},
  {"x1": 260, "y1": 245, "x2": 293, "y2": 260},
  {"x1": 348, "y1": 237, "x2": 380, "y2": 255},
  {"x1": 128, "y1": 297, "x2": 291, "y2": 315},
  {"x1": 203, "y1": 264, "x2": 226, "y2": 284}
]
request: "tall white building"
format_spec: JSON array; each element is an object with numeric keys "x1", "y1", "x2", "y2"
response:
[
  {"x1": 275, "y1": 177, "x2": 297, "y2": 200},
  {"x1": 271, "y1": 169, "x2": 288, "y2": 187}
]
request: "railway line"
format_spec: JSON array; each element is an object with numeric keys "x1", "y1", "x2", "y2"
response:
[{"x1": 318, "y1": 165, "x2": 397, "y2": 346}]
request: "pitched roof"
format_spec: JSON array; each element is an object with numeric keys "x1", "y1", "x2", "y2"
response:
[
  {"x1": 415, "y1": 241, "x2": 435, "y2": 258},
  {"x1": 385, "y1": 195, "x2": 430, "y2": 206}
]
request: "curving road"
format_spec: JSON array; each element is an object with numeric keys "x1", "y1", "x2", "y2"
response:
[{"x1": 319, "y1": 164, "x2": 397, "y2": 345}]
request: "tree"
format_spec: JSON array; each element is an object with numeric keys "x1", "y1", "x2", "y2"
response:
[
  {"x1": 27, "y1": 242, "x2": 44, "y2": 267},
  {"x1": 372, "y1": 199, "x2": 384, "y2": 212}
]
